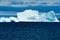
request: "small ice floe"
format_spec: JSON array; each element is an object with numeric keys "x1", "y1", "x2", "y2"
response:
[
  {"x1": 17, "y1": 10, "x2": 59, "y2": 22},
  {"x1": 0, "y1": 17, "x2": 11, "y2": 22},
  {"x1": 0, "y1": 17, "x2": 5, "y2": 22},
  {"x1": 0, "y1": 17, "x2": 18, "y2": 22},
  {"x1": 4, "y1": 18, "x2": 11, "y2": 22},
  {"x1": 9, "y1": 17, "x2": 19, "y2": 22}
]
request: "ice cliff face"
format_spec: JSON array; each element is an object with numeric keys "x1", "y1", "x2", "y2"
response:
[{"x1": 17, "y1": 10, "x2": 59, "y2": 22}]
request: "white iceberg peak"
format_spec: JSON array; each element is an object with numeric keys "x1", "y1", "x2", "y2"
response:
[{"x1": 17, "y1": 10, "x2": 39, "y2": 22}]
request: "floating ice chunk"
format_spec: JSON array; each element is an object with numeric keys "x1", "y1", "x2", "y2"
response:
[
  {"x1": 4, "y1": 18, "x2": 11, "y2": 22},
  {"x1": 0, "y1": 17, "x2": 19, "y2": 22},
  {"x1": 9, "y1": 17, "x2": 19, "y2": 22},
  {"x1": 0, "y1": 17, "x2": 4, "y2": 22},
  {"x1": 0, "y1": 17, "x2": 6, "y2": 22},
  {"x1": 0, "y1": 17, "x2": 11, "y2": 22},
  {"x1": 17, "y1": 10, "x2": 59, "y2": 22}
]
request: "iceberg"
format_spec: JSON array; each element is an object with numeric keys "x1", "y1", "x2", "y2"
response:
[
  {"x1": 0, "y1": 10, "x2": 59, "y2": 22},
  {"x1": 17, "y1": 10, "x2": 59, "y2": 22}
]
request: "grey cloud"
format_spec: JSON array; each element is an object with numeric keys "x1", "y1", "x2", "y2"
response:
[{"x1": 0, "y1": 0, "x2": 60, "y2": 7}]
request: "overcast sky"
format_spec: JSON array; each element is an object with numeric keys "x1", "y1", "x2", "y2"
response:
[{"x1": 0, "y1": 0, "x2": 60, "y2": 7}]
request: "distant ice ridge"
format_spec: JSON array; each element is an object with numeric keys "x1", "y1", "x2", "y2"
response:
[{"x1": 17, "y1": 10, "x2": 59, "y2": 22}]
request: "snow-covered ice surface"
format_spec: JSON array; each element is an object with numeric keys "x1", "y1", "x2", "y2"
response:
[{"x1": 17, "y1": 10, "x2": 59, "y2": 22}]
